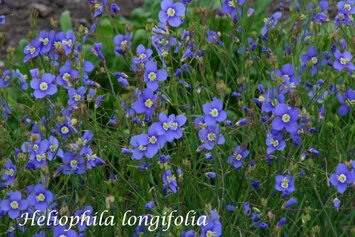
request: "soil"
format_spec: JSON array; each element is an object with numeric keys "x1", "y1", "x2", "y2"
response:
[{"x1": 0, "y1": 0, "x2": 144, "y2": 58}]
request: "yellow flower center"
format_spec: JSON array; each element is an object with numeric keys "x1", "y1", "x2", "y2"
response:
[
  {"x1": 281, "y1": 178, "x2": 289, "y2": 189},
  {"x1": 50, "y1": 144, "x2": 58, "y2": 152},
  {"x1": 54, "y1": 42, "x2": 62, "y2": 49},
  {"x1": 36, "y1": 154, "x2": 46, "y2": 162},
  {"x1": 199, "y1": 122, "x2": 207, "y2": 129},
  {"x1": 167, "y1": 175, "x2": 176, "y2": 183},
  {"x1": 61, "y1": 126, "x2": 69, "y2": 134},
  {"x1": 282, "y1": 114, "x2": 291, "y2": 123},
  {"x1": 167, "y1": 8, "x2": 176, "y2": 17},
  {"x1": 206, "y1": 230, "x2": 217, "y2": 237},
  {"x1": 337, "y1": 174, "x2": 347, "y2": 183},
  {"x1": 258, "y1": 95, "x2": 265, "y2": 102},
  {"x1": 149, "y1": 136, "x2": 157, "y2": 144},
  {"x1": 120, "y1": 40, "x2": 127, "y2": 51},
  {"x1": 62, "y1": 39, "x2": 72, "y2": 47},
  {"x1": 209, "y1": 108, "x2": 219, "y2": 117},
  {"x1": 36, "y1": 193, "x2": 45, "y2": 202},
  {"x1": 63, "y1": 73, "x2": 71, "y2": 81},
  {"x1": 39, "y1": 37, "x2": 49, "y2": 46},
  {"x1": 338, "y1": 13, "x2": 345, "y2": 20},
  {"x1": 33, "y1": 144, "x2": 39, "y2": 151},
  {"x1": 39, "y1": 82, "x2": 48, "y2": 91},
  {"x1": 340, "y1": 57, "x2": 350, "y2": 65},
  {"x1": 163, "y1": 122, "x2": 170, "y2": 131},
  {"x1": 235, "y1": 154, "x2": 242, "y2": 160},
  {"x1": 148, "y1": 72, "x2": 157, "y2": 82},
  {"x1": 228, "y1": 1, "x2": 235, "y2": 7},
  {"x1": 70, "y1": 160, "x2": 78, "y2": 168},
  {"x1": 271, "y1": 139, "x2": 279, "y2": 147},
  {"x1": 26, "y1": 46, "x2": 36, "y2": 55},
  {"x1": 139, "y1": 53, "x2": 147, "y2": 60},
  {"x1": 345, "y1": 99, "x2": 355, "y2": 107},
  {"x1": 10, "y1": 201, "x2": 19, "y2": 209},
  {"x1": 311, "y1": 57, "x2": 318, "y2": 64},
  {"x1": 344, "y1": 4, "x2": 351, "y2": 11},
  {"x1": 207, "y1": 132, "x2": 216, "y2": 141},
  {"x1": 138, "y1": 145, "x2": 147, "y2": 151},
  {"x1": 144, "y1": 99, "x2": 154, "y2": 108},
  {"x1": 5, "y1": 168, "x2": 15, "y2": 176},
  {"x1": 4, "y1": 75, "x2": 10, "y2": 81},
  {"x1": 74, "y1": 94, "x2": 81, "y2": 101}
]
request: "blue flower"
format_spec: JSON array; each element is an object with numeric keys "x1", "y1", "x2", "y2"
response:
[
  {"x1": 329, "y1": 163, "x2": 354, "y2": 194},
  {"x1": 27, "y1": 184, "x2": 53, "y2": 212},
  {"x1": 0, "y1": 191, "x2": 28, "y2": 219},
  {"x1": 114, "y1": 33, "x2": 132, "y2": 55},
  {"x1": 200, "y1": 210, "x2": 222, "y2": 237},
  {"x1": 2, "y1": 159, "x2": 16, "y2": 186},
  {"x1": 163, "y1": 169, "x2": 178, "y2": 193},
  {"x1": 275, "y1": 174, "x2": 295, "y2": 195},
  {"x1": 272, "y1": 103, "x2": 300, "y2": 134},
  {"x1": 68, "y1": 86, "x2": 86, "y2": 108},
  {"x1": 227, "y1": 146, "x2": 249, "y2": 169},
  {"x1": 159, "y1": 0, "x2": 186, "y2": 27},
  {"x1": 202, "y1": 98, "x2": 227, "y2": 125},
  {"x1": 261, "y1": 12, "x2": 282, "y2": 36},
  {"x1": 133, "y1": 88, "x2": 158, "y2": 117},
  {"x1": 144, "y1": 60, "x2": 168, "y2": 91}
]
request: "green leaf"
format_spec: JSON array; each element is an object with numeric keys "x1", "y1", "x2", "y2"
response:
[{"x1": 60, "y1": 10, "x2": 73, "y2": 32}]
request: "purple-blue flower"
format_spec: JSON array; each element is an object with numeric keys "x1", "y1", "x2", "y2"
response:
[
  {"x1": 159, "y1": 0, "x2": 186, "y2": 27},
  {"x1": 202, "y1": 98, "x2": 227, "y2": 125},
  {"x1": 337, "y1": 88, "x2": 354, "y2": 116},
  {"x1": 272, "y1": 103, "x2": 299, "y2": 134},
  {"x1": 0, "y1": 191, "x2": 28, "y2": 219},
  {"x1": 275, "y1": 174, "x2": 295, "y2": 195},
  {"x1": 30, "y1": 73, "x2": 58, "y2": 99},
  {"x1": 227, "y1": 146, "x2": 249, "y2": 169},
  {"x1": 27, "y1": 184, "x2": 53, "y2": 212},
  {"x1": 329, "y1": 163, "x2": 354, "y2": 194},
  {"x1": 2, "y1": 159, "x2": 16, "y2": 186},
  {"x1": 144, "y1": 60, "x2": 168, "y2": 91},
  {"x1": 163, "y1": 169, "x2": 178, "y2": 193}
]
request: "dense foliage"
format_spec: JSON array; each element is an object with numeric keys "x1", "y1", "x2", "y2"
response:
[{"x1": 0, "y1": 0, "x2": 354, "y2": 236}]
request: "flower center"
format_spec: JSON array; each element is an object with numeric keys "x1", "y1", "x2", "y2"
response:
[
  {"x1": 228, "y1": 1, "x2": 235, "y2": 7},
  {"x1": 50, "y1": 144, "x2": 58, "y2": 152},
  {"x1": 39, "y1": 82, "x2": 48, "y2": 91},
  {"x1": 345, "y1": 99, "x2": 355, "y2": 107},
  {"x1": 311, "y1": 57, "x2": 318, "y2": 64},
  {"x1": 340, "y1": 57, "x2": 350, "y2": 65},
  {"x1": 139, "y1": 53, "x2": 147, "y2": 60},
  {"x1": 167, "y1": 175, "x2": 176, "y2": 183},
  {"x1": 235, "y1": 154, "x2": 242, "y2": 161},
  {"x1": 148, "y1": 72, "x2": 157, "y2": 82},
  {"x1": 258, "y1": 95, "x2": 265, "y2": 102},
  {"x1": 206, "y1": 230, "x2": 217, "y2": 237},
  {"x1": 167, "y1": 8, "x2": 176, "y2": 17},
  {"x1": 149, "y1": 136, "x2": 157, "y2": 144},
  {"x1": 54, "y1": 41, "x2": 62, "y2": 49},
  {"x1": 337, "y1": 174, "x2": 347, "y2": 183},
  {"x1": 61, "y1": 126, "x2": 69, "y2": 134},
  {"x1": 282, "y1": 114, "x2": 291, "y2": 123},
  {"x1": 10, "y1": 201, "x2": 19, "y2": 209},
  {"x1": 70, "y1": 160, "x2": 78, "y2": 168},
  {"x1": 5, "y1": 168, "x2": 15, "y2": 176},
  {"x1": 207, "y1": 132, "x2": 216, "y2": 141},
  {"x1": 36, "y1": 193, "x2": 46, "y2": 202},
  {"x1": 338, "y1": 13, "x2": 345, "y2": 20},
  {"x1": 27, "y1": 46, "x2": 36, "y2": 55},
  {"x1": 271, "y1": 139, "x2": 279, "y2": 147},
  {"x1": 138, "y1": 145, "x2": 147, "y2": 151},
  {"x1": 59, "y1": 235, "x2": 67, "y2": 237},
  {"x1": 39, "y1": 37, "x2": 49, "y2": 45},
  {"x1": 144, "y1": 99, "x2": 154, "y2": 108},
  {"x1": 63, "y1": 73, "x2": 71, "y2": 81},
  {"x1": 33, "y1": 144, "x2": 39, "y2": 151},
  {"x1": 344, "y1": 4, "x2": 351, "y2": 11},
  {"x1": 4, "y1": 75, "x2": 10, "y2": 81},
  {"x1": 281, "y1": 178, "x2": 289, "y2": 189},
  {"x1": 120, "y1": 40, "x2": 127, "y2": 51},
  {"x1": 74, "y1": 94, "x2": 81, "y2": 101},
  {"x1": 209, "y1": 108, "x2": 219, "y2": 117},
  {"x1": 36, "y1": 154, "x2": 46, "y2": 162},
  {"x1": 163, "y1": 122, "x2": 170, "y2": 131}
]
